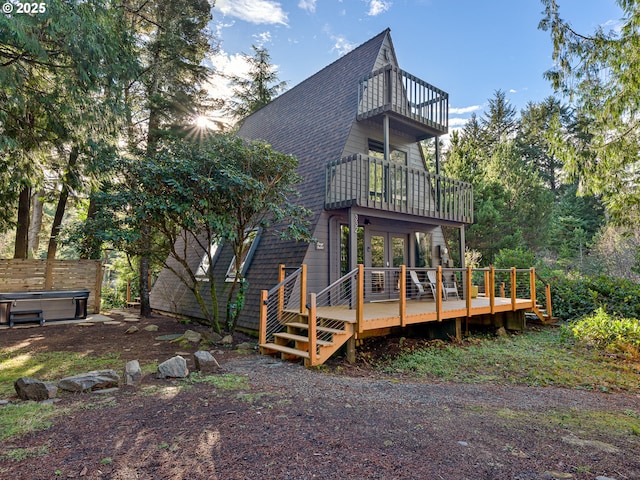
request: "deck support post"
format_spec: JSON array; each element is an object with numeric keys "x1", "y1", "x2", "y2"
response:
[
  {"x1": 300, "y1": 264, "x2": 307, "y2": 315},
  {"x1": 436, "y1": 266, "x2": 443, "y2": 321},
  {"x1": 346, "y1": 337, "x2": 356, "y2": 364},
  {"x1": 357, "y1": 264, "x2": 364, "y2": 334},
  {"x1": 308, "y1": 293, "x2": 317, "y2": 366},
  {"x1": 530, "y1": 268, "x2": 537, "y2": 309},
  {"x1": 259, "y1": 290, "x2": 268, "y2": 347},
  {"x1": 489, "y1": 267, "x2": 495, "y2": 314},
  {"x1": 545, "y1": 283, "x2": 553, "y2": 318},
  {"x1": 277, "y1": 264, "x2": 285, "y2": 321},
  {"x1": 399, "y1": 265, "x2": 406, "y2": 327},
  {"x1": 465, "y1": 266, "x2": 472, "y2": 317},
  {"x1": 511, "y1": 267, "x2": 517, "y2": 311}
]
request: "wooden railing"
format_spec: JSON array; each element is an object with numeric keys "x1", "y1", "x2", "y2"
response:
[
  {"x1": 260, "y1": 265, "x2": 549, "y2": 340},
  {"x1": 325, "y1": 153, "x2": 473, "y2": 223},
  {"x1": 357, "y1": 65, "x2": 448, "y2": 133},
  {"x1": 258, "y1": 265, "x2": 306, "y2": 346}
]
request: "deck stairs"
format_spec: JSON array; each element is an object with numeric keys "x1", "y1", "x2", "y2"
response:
[
  {"x1": 529, "y1": 304, "x2": 558, "y2": 325},
  {"x1": 260, "y1": 311, "x2": 355, "y2": 366}
]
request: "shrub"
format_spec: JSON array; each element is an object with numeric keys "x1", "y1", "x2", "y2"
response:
[
  {"x1": 566, "y1": 308, "x2": 640, "y2": 358},
  {"x1": 550, "y1": 274, "x2": 640, "y2": 321}
]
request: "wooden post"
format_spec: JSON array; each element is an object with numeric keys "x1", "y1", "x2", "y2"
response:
[
  {"x1": 300, "y1": 264, "x2": 307, "y2": 315},
  {"x1": 259, "y1": 290, "x2": 268, "y2": 346},
  {"x1": 466, "y1": 266, "x2": 472, "y2": 317},
  {"x1": 308, "y1": 293, "x2": 317, "y2": 366},
  {"x1": 126, "y1": 279, "x2": 132, "y2": 305},
  {"x1": 483, "y1": 270, "x2": 489, "y2": 296},
  {"x1": 357, "y1": 264, "x2": 364, "y2": 334},
  {"x1": 500, "y1": 282, "x2": 505, "y2": 298},
  {"x1": 510, "y1": 267, "x2": 517, "y2": 311},
  {"x1": 489, "y1": 267, "x2": 495, "y2": 314},
  {"x1": 436, "y1": 266, "x2": 443, "y2": 322},
  {"x1": 545, "y1": 284, "x2": 553, "y2": 318},
  {"x1": 277, "y1": 264, "x2": 285, "y2": 321},
  {"x1": 530, "y1": 268, "x2": 537, "y2": 309},
  {"x1": 399, "y1": 265, "x2": 406, "y2": 327}
]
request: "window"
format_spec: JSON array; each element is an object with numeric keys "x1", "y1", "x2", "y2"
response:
[
  {"x1": 195, "y1": 242, "x2": 221, "y2": 281},
  {"x1": 225, "y1": 229, "x2": 261, "y2": 282},
  {"x1": 367, "y1": 139, "x2": 408, "y2": 204}
]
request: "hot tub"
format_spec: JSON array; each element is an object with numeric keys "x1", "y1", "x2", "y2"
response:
[{"x1": 0, "y1": 289, "x2": 90, "y2": 326}]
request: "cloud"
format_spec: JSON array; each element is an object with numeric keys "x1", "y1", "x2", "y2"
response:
[
  {"x1": 449, "y1": 105, "x2": 481, "y2": 115},
  {"x1": 367, "y1": 0, "x2": 391, "y2": 16},
  {"x1": 448, "y1": 118, "x2": 471, "y2": 127},
  {"x1": 253, "y1": 31, "x2": 272, "y2": 46},
  {"x1": 331, "y1": 35, "x2": 356, "y2": 56},
  {"x1": 509, "y1": 88, "x2": 517, "y2": 93},
  {"x1": 298, "y1": 0, "x2": 316, "y2": 13},
  {"x1": 215, "y1": 0, "x2": 288, "y2": 25}
]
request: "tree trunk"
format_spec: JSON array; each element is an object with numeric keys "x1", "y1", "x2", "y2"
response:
[
  {"x1": 80, "y1": 194, "x2": 102, "y2": 259},
  {"x1": 47, "y1": 146, "x2": 79, "y2": 260},
  {"x1": 28, "y1": 190, "x2": 44, "y2": 258},
  {"x1": 139, "y1": 224, "x2": 152, "y2": 317},
  {"x1": 14, "y1": 186, "x2": 31, "y2": 259}
]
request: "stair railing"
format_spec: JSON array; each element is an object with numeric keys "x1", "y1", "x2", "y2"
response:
[
  {"x1": 259, "y1": 266, "x2": 304, "y2": 346},
  {"x1": 534, "y1": 271, "x2": 554, "y2": 320},
  {"x1": 313, "y1": 266, "x2": 361, "y2": 337}
]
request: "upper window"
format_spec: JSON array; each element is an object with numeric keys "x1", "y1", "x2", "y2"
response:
[
  {"x1": 368, "y1": 139, "x2": 407, "y2": 165},
  {"x1": 195, "y1": 242, "x2": 221, "y2": 281},
  {"x1": 225, "y1": 228, "x2": 261, "y2": 282}
]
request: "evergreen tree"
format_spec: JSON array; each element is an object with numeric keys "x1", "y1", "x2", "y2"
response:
[
  {"x1": 539, "y1": 0, "x2": 640, "y2": 227},
  {"x1": 225, "y1": 45, "x2": 287, "y2": 122}
]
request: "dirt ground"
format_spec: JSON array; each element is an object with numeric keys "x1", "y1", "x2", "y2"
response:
[{"x1": 1, "y1": 309, "x2": 639, "y2": 480}]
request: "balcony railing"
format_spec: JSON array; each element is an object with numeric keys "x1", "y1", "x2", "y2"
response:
[
  {"x1": 325, "y1": 153, "x2": 473, "y2": 224},
  {"x1": 357, "y1": 65, "x2": 448, "y2": 135}
]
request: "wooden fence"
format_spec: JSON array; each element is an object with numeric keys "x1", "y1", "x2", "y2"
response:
[{"x1": 0, "y1": 259, "x2": 103, "y2": 314}]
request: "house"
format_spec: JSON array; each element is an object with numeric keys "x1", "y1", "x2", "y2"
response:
[{"x1": 151, "y1": 29, "x2": 547, "y2": 363}]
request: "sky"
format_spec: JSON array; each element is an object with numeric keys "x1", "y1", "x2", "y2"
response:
[{"x1": 206, "y1": 0, "x2": 624, "y2": 131}]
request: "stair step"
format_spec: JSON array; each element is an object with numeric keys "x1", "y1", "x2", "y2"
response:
[
  {"x1": 260, "y1": 343, "x2": 310, "y2": 358},
  {"x1": 273, "y1": 332, "x2": 332, "y2": 346},
  {"x1": 286, "y1": 322, "x2": 347, "y2": 335}
]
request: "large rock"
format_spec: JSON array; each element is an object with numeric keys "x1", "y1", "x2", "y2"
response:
[
  {"x1": 193, "y1": 351, "x2": 220, "y2": 373},
  {"x1": 182, "y1": 330, "x2": 202, "y2": 343},
  {"x1": 58, "y1": 370, "x2": 120, "y2": 392},
  {"x1": 157, "y1": 356, "x2": 188, "y2": 379},
  {"x1": 124, "y1": 360, "x2": 142, "y2": 386},
  {"x1": 14, "y1": 377, "x2": 58, "y2": 401}
]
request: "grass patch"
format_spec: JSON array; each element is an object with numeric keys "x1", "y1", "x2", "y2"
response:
[
  {"x1": 0, "y1": 402, "x2": 61, "y2": 440},
  {"x1": 381, "y1": 327, "x2": 640, "y2": 392},
  {"x1": 495, "y1": 407, "x2": 640, "y2": 438},
  {"x1": 0, "y1": 349, "x2": 122, "y2": 397},
  {"x1": 184, "y1": 372, "x2": 249, "y2": 390},
  {"x1": 0, "y1": 444, "x2": 49, "y2": 461}
]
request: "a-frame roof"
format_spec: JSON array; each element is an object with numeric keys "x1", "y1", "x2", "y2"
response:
[{"x1": 237, "y1": 29, "x2": 391, "y2": 218}]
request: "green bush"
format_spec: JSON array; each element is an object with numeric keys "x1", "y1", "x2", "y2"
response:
[
  {"x1": 566, "y1": 308, "x2": 640, "y2": 358},
  {"x1": 550, "y1": 275, "x2": 640, "y2": 321}
]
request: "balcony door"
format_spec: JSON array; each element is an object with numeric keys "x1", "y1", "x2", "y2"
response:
[
  {"x1": 366, "y1": 230, "x2": 407, "y2": 300},
  {"x1": 368, "y1": 139, "x2": 407, "y2": 206}
]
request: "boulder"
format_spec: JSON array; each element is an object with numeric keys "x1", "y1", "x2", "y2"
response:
[
  {"x1": 182, "y1": 330, "x2": 202, "y2": 343},
  {"x1": 124, "y1": 360, "x2": 142, "y2": 386},
  {"x1": 193, "y1": 351, "x2": 220, "y2": 373},
  {"x1": 157, "y1": 356, "x2": 188, "y2": 379},
  {"x1": 221, "y1": 335, "x2": 234, "y2": 345},
  {"x1": 143, "y1": 324, "x2": 159, "y2": 332},
  {"x1": 58, "y1": 370, "x2": 120, "y2": 392},
  {"x1": 14, "y1": 377, "x2": 58, "y2": 401},
  {"x1": 125, "y1": 325, "x2": 139, "y2": 334}
]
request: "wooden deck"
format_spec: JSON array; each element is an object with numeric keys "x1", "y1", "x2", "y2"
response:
[
  {"x1": 315, "y1": 296, "x2": 533, "y2": 328},
  {"x1": 259, "y1": 265, "x2": 552, "y2": 366}
]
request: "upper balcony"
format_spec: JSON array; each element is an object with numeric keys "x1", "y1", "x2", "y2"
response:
[
  {"x1": 325, "y1": 154, "x2": 474, "y2": 224},
  {"x1": 357, "y1": 66, "x2": 449, "y2": 139}
]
